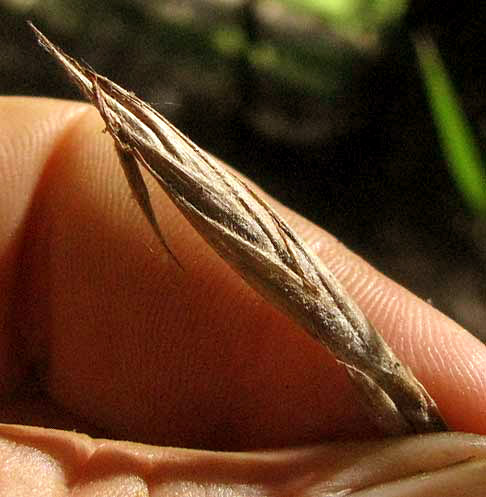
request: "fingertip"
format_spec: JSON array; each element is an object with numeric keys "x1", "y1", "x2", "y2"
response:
[{"x1": 3, "y1": 96, "x2": 485, "y2": 447}]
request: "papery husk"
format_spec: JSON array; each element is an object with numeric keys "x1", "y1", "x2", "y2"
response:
[{"x1": 30, "y1": 23, "x2": 448, "y2": 437}]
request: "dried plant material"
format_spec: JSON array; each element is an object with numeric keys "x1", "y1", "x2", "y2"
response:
[{"x1": 30, "y1": 23, "x2": 447, "y2": 436}]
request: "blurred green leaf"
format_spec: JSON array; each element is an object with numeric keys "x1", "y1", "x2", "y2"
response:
[
  {"x1": 415, "y1": 34, "x2": 486, "y2": 216},
  {"x1": 279, "y1": 0, "x2": 408, "y2": 38}
]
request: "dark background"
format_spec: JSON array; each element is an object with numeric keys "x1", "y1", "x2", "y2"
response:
[{"x1": 1, "y1": 0, "x2": 485, "y2": 341}]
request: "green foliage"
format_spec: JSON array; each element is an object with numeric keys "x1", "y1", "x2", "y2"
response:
[
  {"x1": 415, "y1": 35, "x2": 486, "y2": 216},
  {"x1": 280, "y1": 0, "x2": 408, "y2": 39}
]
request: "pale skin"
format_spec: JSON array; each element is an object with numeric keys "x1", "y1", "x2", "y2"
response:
[{"x1": 0, "y1": 96, "x2": 485, "y2": 495}]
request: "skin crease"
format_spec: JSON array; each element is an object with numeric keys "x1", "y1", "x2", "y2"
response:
[{"x1": 0, "y1": 96, "x2": 485, "y2": 495}]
